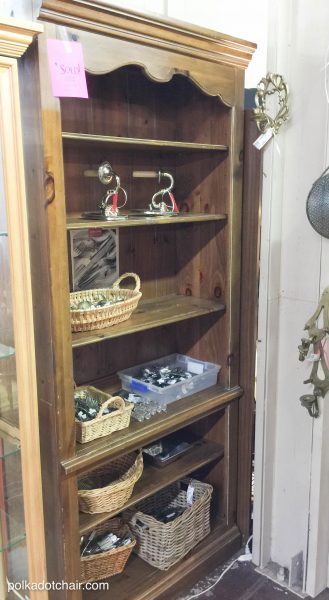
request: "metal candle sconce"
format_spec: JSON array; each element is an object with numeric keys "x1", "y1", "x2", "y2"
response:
[
  {"x1": 133, "y1": 170, "x2": 179, "y2": 215},
  {"x1": 82, "y1": 162, "x2": 128, "y2": 221},
  {"x1": 82, "y1": 164, "x2": 179, "y2": 220},
  {"x1": 98, "y1": 162, "x2": 127, "y2": 218}
]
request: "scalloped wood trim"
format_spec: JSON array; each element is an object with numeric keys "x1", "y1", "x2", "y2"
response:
[
  {"x1": 0, "y1": 18, "x2": 43, "y2": 58},
  {"x1": 38, "y1": 0, "x2": 256, "y2": 70}
]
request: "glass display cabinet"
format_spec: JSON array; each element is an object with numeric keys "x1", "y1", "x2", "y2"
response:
[{"x1": 0, "y1": 18, "x2": 47, "y2": 600}]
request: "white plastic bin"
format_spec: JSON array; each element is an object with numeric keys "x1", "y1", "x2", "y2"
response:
[{"x1": 118, "y1": 353, "x2": 221, "y2": 405}]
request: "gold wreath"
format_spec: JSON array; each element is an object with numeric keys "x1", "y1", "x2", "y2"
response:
[{"x1": 253, "y1": 73, "x2": 289, "y2": 135}]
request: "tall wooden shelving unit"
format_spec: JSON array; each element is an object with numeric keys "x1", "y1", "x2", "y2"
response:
[{"x1": 19, "y1": 3, "x2": 256, "y2": 598}]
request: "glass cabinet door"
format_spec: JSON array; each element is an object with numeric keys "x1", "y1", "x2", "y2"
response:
[
  {"x1": 0, "y1": 143, "x2": 28, "y2": 597},
  {"x1": 0, "y1": 19, "x2": 46, "y2": 600}
]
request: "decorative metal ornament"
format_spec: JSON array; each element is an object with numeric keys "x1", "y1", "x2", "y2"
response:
[
  {"x1": 149, "y1": 171, "x2": 179, "y2": 215},
  {"x1": 253, "y1": 73, "x2": 289, "y2": 135},
  {"x1": 98, "y1": 162, "x2": 127, "y2": 218},
  {"x1": 81, "y1": 162, "x2": 128, "y2": 221},
  {"x1": 298, "y1": 287, "x2": 329, "y2": 417}
]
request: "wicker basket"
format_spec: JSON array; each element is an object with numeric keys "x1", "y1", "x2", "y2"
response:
[
  {"x1": 81, "y1": 517, "x2": 135, "y2": 583},
  {"x1": 126, "y1": 478, "x2": 212, "y2": 570},
  {"x1": 70, "y1": 272, "x2": 142, "y2": 332},
  {"x1": 78, "y1": 451, "x2": 143, "y2": 514},
  {"x1": 75, "y1": 386, "x2": 133, "y2": 444}
]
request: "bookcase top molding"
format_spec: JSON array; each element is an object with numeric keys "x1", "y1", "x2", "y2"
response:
[
  {"x1": 0, "y1": 18, "x2": 43, "y2": 58},
  {"x1": 38, "y1": 0, "x2": 256, "y2": 71}
]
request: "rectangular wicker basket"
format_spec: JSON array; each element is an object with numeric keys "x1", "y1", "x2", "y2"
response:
[
  {"x1": 126, "y1": 478, "x2": 212, "y2": 570},
  {"x1": 78, "y1": 451, "x2": 144, "y2": 514},
  {"x1": 81, "y1": 518, "x2": 135, "y2": 583},
  {"x1": 75, "y1": 386, "x2": 133, "y2": 444},
  {"x1": 70, "y1": 272, "x2": 141, "y2": 332}
]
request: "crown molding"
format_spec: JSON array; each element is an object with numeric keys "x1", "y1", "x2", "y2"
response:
[
  {"x1": 39, "y1": 0, "x2": 256, "y2": 70},
  {"x1": 0, "y1": 18, "x2": 43, "y2": 59}
]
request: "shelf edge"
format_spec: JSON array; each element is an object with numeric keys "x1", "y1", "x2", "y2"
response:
[
  {"x1": 71, "y1": 298, "x2": 225, "y2": 348},
  {"x1": 62, "y1": 131, "x2": 228, "y2": 152},
  {"x1": 61, "y1": 385, "x2": 242, "y2": 477}
]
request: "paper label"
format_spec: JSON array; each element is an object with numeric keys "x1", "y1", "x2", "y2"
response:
[
  {"x1": 253, "y1": 127, "x2": 274, "y2": 150},
  {"x1": 187, "y1": 360, "x2": 204, "y2": 375},
  {"x1": 47, "y1": 39, "x2": 88, "y2": 98},
  {"x1": 186, "y1": 484, "x2": 194, "y2": 506}
]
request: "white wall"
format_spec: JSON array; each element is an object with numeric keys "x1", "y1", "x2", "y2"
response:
[
  {"x1": 253, "y1": 0, "x2": 329, "y2": 595},
  {"x1": 1, "y1": 1, "x2": 267, "y2": 87},
  {"x1": 97, "y1": 0, "x2": 268, "y2": 88}
]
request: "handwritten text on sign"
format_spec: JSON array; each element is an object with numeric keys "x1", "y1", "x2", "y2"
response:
[{"x1": 47, "y1": 39, "x2": 88, "y2": 98}]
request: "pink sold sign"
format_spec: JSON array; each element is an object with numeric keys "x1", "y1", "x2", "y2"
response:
[{"x1": 47, "y1": 39, "x2": 88, "y2": 98}]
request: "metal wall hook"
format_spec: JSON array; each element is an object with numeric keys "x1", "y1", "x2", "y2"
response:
[
  {"x1": 98, "y1": 165, "x2": 127, "y2": 217},
  {"x1": 150, "y1": 170, "x2": 178, "y2": 213}
]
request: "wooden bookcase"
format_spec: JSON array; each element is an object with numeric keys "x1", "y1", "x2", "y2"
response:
[{"x1": 18, "y1": 3, "x2": 256, "y2": 599}]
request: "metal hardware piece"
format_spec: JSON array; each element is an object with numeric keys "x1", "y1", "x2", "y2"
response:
[
  {"x1": 253, "y1": 73, "x2": 289, "y2": 135},
  {"x1": 150, "y1": 171, "x2": 179, "y2": 215},
  {"x1": 298, "y1": 286, "x2": 329, "y2": 417},
  {"x1": 300, "y1": 393, "x2": 320, "y2": 418},
  {"x1": 98, "y1": 162, "x2": 127, "y2": 219}
]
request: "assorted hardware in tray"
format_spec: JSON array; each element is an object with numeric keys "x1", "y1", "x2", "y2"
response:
[
  {"x1": 115, "y1": 389, "x2": 168, "y2": 422},
  {"x1": 74, "y1": 354, "x2": 221, "y2": 443},
  {"x1": 119, "y1": 353, "x2": 221, "y2": 405},
  {"x1": 82, "y1": 162, "x2": 179, "y2": 221},
  {"x1": 143, "y1": 432, "x2": 200, "y2": 467},
  {"x1": 81, "y1": 527, "x2": 133, "y2": 557}
]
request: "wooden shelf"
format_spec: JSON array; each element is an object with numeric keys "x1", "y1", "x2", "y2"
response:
[
  {"x1": 62, "y1": 132, "x2": 228, "y2": 153},
  {"x1": 79, "y1": 439, "x2": 224, "y2": 535},
  {"x1": 61, "y1": 385, "x2": 241, "y2": 477},
  {"x1": 66, "y1": 212, "x2": 227, "y2": 230},
  {"x1": 82, "y1": 521, "x2": 241, "y2": 600},
  {"x1": 72, "y1": 295, "x2": 225, "y2": 348}
]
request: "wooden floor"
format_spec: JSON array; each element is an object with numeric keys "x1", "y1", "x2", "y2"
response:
[{"x1": 169, "y1": 561, "x2": 329, "y2": 600}]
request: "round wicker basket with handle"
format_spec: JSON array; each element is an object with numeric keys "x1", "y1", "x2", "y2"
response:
[
  {"x1": 78, "y1": 451, "x2": 144, "y2": 514},
  {"x1": 75, "y1": 386, "x2": 133, "y2": 444},
  {"x1": 70, "y1": 272, "x2": 141, "y2": 332}
]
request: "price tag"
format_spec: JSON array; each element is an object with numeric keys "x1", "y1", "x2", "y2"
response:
[
  {"x1": 47, "y1": 39, "x2": 88, "y2": 98},
  {"x1": 186, "y1": 483, "x2": 195, "y2": 506},
  {"x1": 253, "y1": 127, "x2": 274, "y2": 150},
  {"x1": 187, "y1": 361, "x2": 203, "y2": 375}
]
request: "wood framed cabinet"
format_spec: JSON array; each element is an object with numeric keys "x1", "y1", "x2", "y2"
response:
[
  {"x1": 0, "y1": 17, "x2": 47, "y2": 600},
  {"x1": 19, "y1": 3, "x2": 256, "y2": 598}
]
